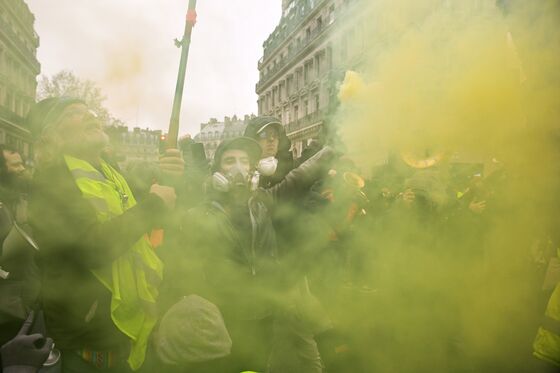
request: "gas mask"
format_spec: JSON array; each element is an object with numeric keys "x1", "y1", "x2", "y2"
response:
[
  {"x1": 212, "y1": 163, "x2": 251, "y2": 193},
  {"x1": 256, "y1": 156, "x2": 278, "y2": 177}
]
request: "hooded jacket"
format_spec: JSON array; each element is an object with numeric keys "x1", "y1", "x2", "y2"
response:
[
  {"x1": 181, "y1": 147, "x2": 335, "y2": 320},
  {"x1": 243, "y1": 116, "x2": 294, "y2": 188}
]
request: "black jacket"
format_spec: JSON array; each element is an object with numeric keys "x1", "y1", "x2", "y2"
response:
[
  {"x1": 176, "y1": 147, "x2": 335, "y2": 320},
  {"x1": 0, "y1": 202, "x2": 40, "y2": 347},
  {"x1": 28, "y1": 158, "x2": 166, "y2": 351}
]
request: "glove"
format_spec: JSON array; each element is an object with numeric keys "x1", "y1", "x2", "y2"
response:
[{"x1": 1, "y1": 310, "x2": 53, "y2": 372}]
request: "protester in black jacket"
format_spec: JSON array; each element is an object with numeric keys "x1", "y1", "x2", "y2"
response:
[
  {"x1": 1, "y1": 147, "x2": 49, "y2": 372},
  {"x1": 173, "y1": 137, "x2": 334, "y2": 372}
]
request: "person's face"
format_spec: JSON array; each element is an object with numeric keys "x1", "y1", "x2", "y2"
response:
[
  {"x1": 257, "y1": 127, "x2": 280, "y2": 158},
  {"x1": 220, "y1": 149, "x2": 251, "y2": 175},
  {"x1": 3, "y1": 151, "x2": 25, "y2": 176},
  {"x1": 55, "y1": 103, "x2": 108, "y2": 154}
]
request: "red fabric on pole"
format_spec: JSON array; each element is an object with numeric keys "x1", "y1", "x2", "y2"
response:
[{"x1": 186, "y1": 9, "x2": 197, "y2": 26}]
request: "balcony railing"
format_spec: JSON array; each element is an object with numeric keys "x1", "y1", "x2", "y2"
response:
[
  {"x1": 256, "y1": 22, "x2": 331, "y2": 92},
  {"x1": 263, "y1": 0, "x2": 330, "y2": 57},
  {"x1": 0, "y1": 105, "x2": 25, "y2": 127},
  {"x1": 285, "y1": 110, "x2": 324, "y2": 134},
  {"x1": 0, "y1": 17, "x2": 40, "y2": 71}
]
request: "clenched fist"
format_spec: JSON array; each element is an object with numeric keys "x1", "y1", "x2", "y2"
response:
[
  {"x1": 159, "y1": 149, "x2": 185, "y2": 177},
  {"x1": 150, "y1": 184, "x2": 177, "y2": 210}
]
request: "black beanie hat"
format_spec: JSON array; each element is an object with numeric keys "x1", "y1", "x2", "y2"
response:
[
  {"x1": 211, "y1": 137, "x2": 262, "y2": 172},
  {"x1": 26, "y1": 96, "x2": 85, "y2": 140}
]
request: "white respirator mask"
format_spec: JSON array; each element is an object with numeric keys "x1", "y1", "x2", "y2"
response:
[
  {"x1": 212, "y1": 164, "x2": 250, "y2": 193},
  {"x1": 256, "y1": 156, "x2": 278, "y2": 177}
]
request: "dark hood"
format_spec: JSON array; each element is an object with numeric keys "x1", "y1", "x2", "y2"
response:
[{"x1": 243, "y1": 116, "x2": 294, "y2": 187}]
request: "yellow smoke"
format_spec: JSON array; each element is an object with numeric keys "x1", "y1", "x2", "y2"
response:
[{"x1": 331, "y1": 0, "x2": 560, "y2": 370}]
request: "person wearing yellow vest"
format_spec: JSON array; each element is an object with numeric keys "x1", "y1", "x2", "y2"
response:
[
  {"x1": 533, "y1": 270, "x2": 560, "y2": 372},
  {"x1": 26, "y1": 97, "x2": 177, "y2": 372}
]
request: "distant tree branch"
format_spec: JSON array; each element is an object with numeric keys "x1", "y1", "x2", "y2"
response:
[{"x1": 37, "y1": 70, "x2": 123, "y2": 127}]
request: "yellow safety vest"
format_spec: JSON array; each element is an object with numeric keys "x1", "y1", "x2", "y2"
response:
[
  {"x1": 534, "y1": 249, "x2": 560, "y2": 367},
  {"x1": 64, "y1": 155, "x2": 163, "y2": 371}
]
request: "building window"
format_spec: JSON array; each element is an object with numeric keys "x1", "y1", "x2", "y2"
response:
[
  {"x1": 304, "y1": 60, "x2": 313, "y2": 84},
  {"x1": 317, "y1": 16, "x2": 323, "y2": 31},
  {"x1": 6, "y1": 92, "x2": 13, "y2": 110},
  {"x1": 328, "y1": 5, "x2": 335, "y2": 24},
  {"x1": 264, "y1": 95, "x2": 269, "y2": 112},
  {"x1": 315, "y1": 94, "x2": 320, "y2": 112},
  {"x1": 294, "y1": 105, "x2": 299, "y2": 121},
  {"x1": 279, "y1": 82, "x2": 285, "y2": 102},
  {"x1": 287, "y1": 75, "x2": 293, "y2": 95}
]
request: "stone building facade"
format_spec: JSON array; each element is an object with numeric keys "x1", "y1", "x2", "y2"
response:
[
  {"x1": 194, "y1": 115, "x2": 253, "y2": 160},
  {"x1": 256, "y1": 0, "x2": 366, "y2": 157},
  {"x1": 0, "y1": 0, "x2": 40, "y2": 158},
  {"x1": 105, "y1": 125, "x2": 162, "y2": 166}
]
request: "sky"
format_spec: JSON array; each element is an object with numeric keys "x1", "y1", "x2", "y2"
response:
[{"x1": 26, "y1": 0, "x2": 281, "y2": 137}]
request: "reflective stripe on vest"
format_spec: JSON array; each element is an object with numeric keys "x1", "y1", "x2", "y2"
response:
[
  {"x1": 64, "y1": 155, "x2": 163, "y2": 371},
  {"x1": 534, "y1": 280, "x2": 560, "y2": 367}
]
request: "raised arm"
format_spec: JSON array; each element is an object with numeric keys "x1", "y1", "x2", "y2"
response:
[{"x1": 265, "y1": 146, "x2": 336, "y2": 203}]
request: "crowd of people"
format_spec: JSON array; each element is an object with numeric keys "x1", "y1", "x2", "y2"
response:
[{"x1": 0, "y1": 96, "x2": 559, "y2": 373}]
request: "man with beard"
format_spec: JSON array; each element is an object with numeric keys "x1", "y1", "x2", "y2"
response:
[
  {"x1": 26, "y1": 97, "x2": 177, "y2": 372},
  {"x1": 178, "y1": 136, "x2": 334, "y2": 372}
]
